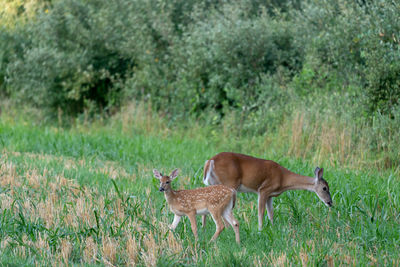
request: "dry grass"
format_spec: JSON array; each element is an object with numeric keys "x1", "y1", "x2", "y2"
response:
[
  {"x1": 83, "y1": 236, "x2": 98, "y2": 263},
  {"x1": 60, "y1": 239, "x2": 72, "y2": 265},
  {"x1": 268, "y1": 251, "x2": 288, "y2": 266},
  {"x1": 0, "y1": 150, "x2": 203, "y2": 265},
  {"x1": 274, "y1": 110, "x2": 393, "y2": 171},
  {"x1": 142, "y1": 232, "x2": 158, "y2": 267},
  {"x1": 126, "y1": 235, "x2": 139, "y2": 266},
  {"x1": 102, "y1": 236, "x2": 118, "y2": 266},
  {"x1": 299, "y1": 247, "x2": 308, "y2": 267},
  {"x1": 118, "y1": 102, "x2": 168, "y2": 137}
]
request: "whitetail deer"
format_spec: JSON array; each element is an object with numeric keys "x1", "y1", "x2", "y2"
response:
[
  {"x1": 202, "y1": 152, "x2": 332, "y2": 231},
  {"x1": 153, "y1": 168, "x2": 240, "y2": 243}
]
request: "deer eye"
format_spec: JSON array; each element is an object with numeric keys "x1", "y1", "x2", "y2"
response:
[
  {"x1": 323, "y1": 187, "x2": 327, "y2": 191},
  {"x1": 166, "y1": 181, "x2": 170, "y2": 184}
]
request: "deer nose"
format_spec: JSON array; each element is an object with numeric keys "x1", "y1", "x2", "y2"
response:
[
  {"x1": 159, "y1": 187, "x2": 165, "y2": 192},
  {"x1": 327, "y1": 201, "x2": 332, "y2": 207}
]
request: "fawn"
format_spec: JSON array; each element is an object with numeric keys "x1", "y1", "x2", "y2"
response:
[{"x1": 153, "y1": 168, "x2": 240, "y2": 243}]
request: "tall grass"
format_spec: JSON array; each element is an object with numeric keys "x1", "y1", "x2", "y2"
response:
[{"x1": 0, "y1": 104, "x2": 399, "y2": 265}]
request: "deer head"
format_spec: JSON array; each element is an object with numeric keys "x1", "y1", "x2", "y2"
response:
[
  {"x1": 153, "y1": 168, "x2": 179, "y2": 192},
  {"x1": 313, "y1": 167, "x2": 332, "y2": 207}
]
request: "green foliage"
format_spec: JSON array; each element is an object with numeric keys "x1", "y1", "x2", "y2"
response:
[
  {"x1": 361, "y1": 1, "x2": 400, "y2": 114},
  {"x1": 0, "y1": 0, "x2": 49, "y2": 96},
  {"x1": 1, "y1": 0, "x2": 400, "y2": 153},
  {"x1": 4, "y1": 0, "x2": 304, "y2": 117},
  {"x1": 293, "y1": 0, "x2": 365, "y2": 77},
  {"x1": 128, "y1": 3, "x2": 303, "y2": 117},
  {"x1": 7, "y1": 0, "x2": 156, "y2": 115},
  {"x1": 178, "y1": 6, "x2": 302, "y2": 113},
  {"x1": 364, "y1": 47, "x2": 400, "y2": 115},
  {"x1": 294, "y1": 0, "x2": 400, "y2": 115},
  {"x1": 0, "y1": 29, "x2": 17, "y2": 96}
]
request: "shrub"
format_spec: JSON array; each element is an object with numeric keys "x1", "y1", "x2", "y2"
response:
[
  {"x1": 293, "y1": 0, "x2": 400, "y2": 115},
  {"x1": 7, "y1": 0, "x2": 245, "y2": 116},
  {"x1": 127, "y1": 3, "x2": 303, "y2": 117},
  {"x1": 4, "y1": 0, "x2": 400, "y2": 122},
  {"x1": 0, "y1": 0, "x2": 47, "y2": 96},
  {"x1": 364, "y1": 46, "x2": 400, "y2": 115},
  {"x1": 292, "y1": 0, "x2": 366, "y2": 85},
  {"x1": 0, "y1": 29, "x2": 16, "y2": 96},
  {"x1": 361, "y1": 1, "x2": 400, "y2": 115},
  {"x1": 7, "y1": 0, "x2": 156, "y2": 115}
]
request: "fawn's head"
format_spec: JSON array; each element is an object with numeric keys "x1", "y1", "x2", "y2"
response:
[
  {"x1": 153, "y1": 168, "x2": 179, "y2": 192},
  {"x1": 313, "y1": 167, "x2": 333, "y2": 207}
]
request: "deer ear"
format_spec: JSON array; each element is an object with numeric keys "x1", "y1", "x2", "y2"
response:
[
  {"x1": 314, "y1": 167, "x2": 323, "y2": 180},
  {"x1": 314, "y1": 167, "x2": 320, "y2": 177},
  {"x1": 153, "y1": 169, "x2": 163, "y2": 179},
  {"x1": 318, "y1": 168, "x2": 324, "y2": 179},
  {"x1": 169, "y1": 168, "x2": 179, "y2": 179}
]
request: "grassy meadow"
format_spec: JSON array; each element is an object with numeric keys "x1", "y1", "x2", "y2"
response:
[
  {"x1": 1, "y1": 0, "x2": 400, "y2": 265},
  {"x1": 0, "y1": 103, "x2": 399, "y2": 266}
]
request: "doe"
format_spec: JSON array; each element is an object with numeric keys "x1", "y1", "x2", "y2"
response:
[
  {"x1": 203, "y1": 152, "x2": 333, "y2": 231},
  {"x1": 153, "y1": 168, "x2": 240, "y2": 243}
]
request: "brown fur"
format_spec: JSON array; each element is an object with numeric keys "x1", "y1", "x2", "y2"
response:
[{"x1": 203, "y1": 152, "x2": 332, "y2": 230}]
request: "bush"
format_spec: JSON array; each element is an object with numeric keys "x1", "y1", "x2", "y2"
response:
[
  {"x1": 7, "y1": 0, "x2": 157, "y2": 115},
  {"x1": 0, "y1": 29, "x2": 17, "y2": 96},
  {"x1": 293, "y1": 0, "x2": 400, "y2": 115},
  {"x1": 361, "y1": 1, "x2": 400, "y2": 115},
  {"x1": 364, "y1": 46, "x2": 400, "y2": 115},
  {"x1": 127, "y1": 3, "x2": 303, "y2": 117},
  {"x1": 6, "y1": 0, "x2": 243, "y2": 116},
  {"x1": 0, "y1": 0, "x2": 47, "y2": 97},
  {"x1": 4, "y1": 0, "x2": 400, "y2": 121}
]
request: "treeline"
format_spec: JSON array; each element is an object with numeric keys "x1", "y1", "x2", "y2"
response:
[{"x1": 1, "y1": 0, "x2": 399, "y2": 116}]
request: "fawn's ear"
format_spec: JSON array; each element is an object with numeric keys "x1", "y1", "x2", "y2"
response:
[
  {"x1": 153, "y1": 169, "x2": 163, "y2": 179},
  {"x1": 314, "y1": 167, "x2": 323, "y2": 180},
  {"x1": 169, "y1": 168, "x2": 179, "y2": 179}
]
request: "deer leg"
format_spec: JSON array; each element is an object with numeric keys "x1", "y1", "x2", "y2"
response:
[
  {"x1": 202, "y1": 214, "x2": 225, "y2": 228},
  {"x1": 170, "y1": 214, "x2": 181, "y2": 230},
  {"x1": 201, "y1": 215, "x2": 206, "y2": 228},
  {"x1": 266, "y1": 197, "x2": 274, "y2": 225},
  {"x1": 210, "y1": 210, "x2": 225, "y2": 242},
  {"x1": 187, "y1": 213, "x2": 198, "y2": 240},
  {"x1": 222, "y1": 210, "x2": 240, "y2": 244},
  {"x1": 258, "y1": 193, "x2": 268, "y2": 231},
  {"x1": 223, "y1": 217, "x2": 230, "y2": 228}
]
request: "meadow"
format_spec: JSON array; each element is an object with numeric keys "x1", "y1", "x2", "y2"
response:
[
  {"x1": 0, "y1": 103, "x2": 399, "y2": 266},
  {"x1": 1, "y1": 0, "x2": 400, "y2": 265}
]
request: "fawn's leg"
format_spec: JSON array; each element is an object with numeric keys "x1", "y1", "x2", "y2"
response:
[
  {"x1": 170, "y1": 214, "x2": 181, "y2": 230},
  {"x1": 209, "y1": 210, "x2": 225, "y2": 242},
  {"x1": 187, "y1": 213, "x2": 198, "y2": 240}
]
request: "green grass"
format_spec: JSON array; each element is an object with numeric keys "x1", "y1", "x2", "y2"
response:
[{"x1": 0, "y1": 111, "x2": 399, "y2": 266}]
